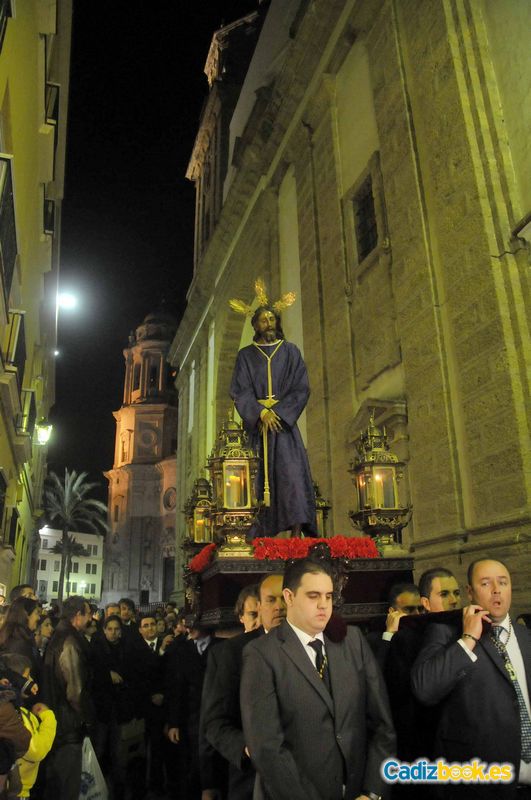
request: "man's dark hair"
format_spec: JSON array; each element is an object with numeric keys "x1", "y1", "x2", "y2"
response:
[
  {"x1": 388, "y1": 582, "x2": 419, "y2": 607},
  {"x1": 61, "y1": 595, "x2": 89, "y2": 621},
  {"x1": 119, "y1": 597, "x2": 135, "y2": 612},
  {"x1": 103, "y1": 614, "x2": 122, "y2": 629},
  {"x1": 418, "y1": 567, "x2": 455, "y2": 599},
  {"x1": 138, "y1": 613, "x2": 156, "y2": 627},
  {"x1": 105, "y1": 602, "x2": 120, "y2": 612},
  {"x1": 282, "y1": 558, "x2": 334, "y2": 593},
  {"x1": 467, "y1": 558, "x2": 510, "y2": 586},
  {"x1": 251, "y1": 306, "x2": 285, "y2": 341},
  {"x1": 9, "y1": 584, "x2": 33, "y2": 602},
  {"x1": 234, "y1": 584, "x2": 259, "y2": 618}
]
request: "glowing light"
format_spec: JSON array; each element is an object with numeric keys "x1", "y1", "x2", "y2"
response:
[
  {"x1": 57, "y1": 292, "x2": 78, "y2": 310},
  {"x1": 53, "y1": 350, "x2": 60, "y2": 357}
]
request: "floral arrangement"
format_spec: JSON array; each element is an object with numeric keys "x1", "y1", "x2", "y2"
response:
[
  {"x1": 188, "y1": 543, "x2": 217, "y2": 573},
  {"x1": 252, "y1": 535, "x2": 379, "y2": 561},
  {"x1": 188, "y1": 535, "x2": 378, "y2": 573}
]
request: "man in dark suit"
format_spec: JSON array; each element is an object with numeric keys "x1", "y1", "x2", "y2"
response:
[
  {"x1": 240, "y1": 558, "x2": 395, "y2": 800},
  {"x1": 165, "y1": 620, "x2": 224, "y2": 800},
  {"x1": 412, "y1": 558, "x2": 531, "y2": 798},
  {"x1": 202, "y1": 574, "x2": 285, "y2": 799},
  {"x1": 133, "y1": 613, "x2": 168, "y2": 796}
]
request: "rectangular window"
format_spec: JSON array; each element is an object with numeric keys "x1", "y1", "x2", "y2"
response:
[
  {"x1": 8, "y1": 509, "x2": 18, "y2": 547},
  {"x1": 86, "y1": 563, "x2": 91, "y2": 574},
  {"x1": 93, "y1": 546, "x2": 98, "y2": 556},
  {"x1": 52, "y1": 581, "x2": 58, "y2": 592},
  {"x1": 42, "y1": 539, "x2": 48, "y2": 549},
  {"x1": 84, "y1": 584, "x2": 89, "y2": 594},
  {"x1": 353, "y1": 177, "x2": 378, "y2": 262},
  {"x1": 0, "y1": 157, "x2": 18, "y2": 298},
  {"x1": 54, "y1": 561, "x2": 60, "y2": 572},
  {"x1": 90, "y1": 583, "x2": 96, "y2": 594},
  {"x1": 39, "y1": 559, "x2": 46, "y2": 571},
  {"x1": 66, "y1": 581, "x2": 71, "y2": 593},
  {"x1": 72, "y1": 562, "x2": 79, "y2": 573},
  {"x1": 72, "y1": 582, "x2": 77, "y2": 592},
  {"x1": 133, "y1": 363, "x2": 141, "y2": 391}
]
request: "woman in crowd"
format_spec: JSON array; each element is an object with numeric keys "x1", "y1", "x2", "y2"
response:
[
  {"x1": 34, "y1": 614, "x2": 54, "y2": 659},
  {"x1": 0, "y1": 597, "x2": 42, "y2": 685}
]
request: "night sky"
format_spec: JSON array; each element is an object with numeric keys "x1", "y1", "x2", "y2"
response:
[{"x1": 47, "y1": 1, "x2": 260, "y2": 496}]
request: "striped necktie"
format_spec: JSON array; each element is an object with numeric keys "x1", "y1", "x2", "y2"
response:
[{"x1": 491, "y1": 625, "x2": 531, "y2": 762}]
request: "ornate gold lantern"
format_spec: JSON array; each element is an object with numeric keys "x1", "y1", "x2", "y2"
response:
[
  {"x1": 314, "y1": 483, "x2": 332, "y2": 537},
  {"x1": 207, "y1": 417, "x2": 259, "y2": 557},
  {"x1": 348, "y1": 410, "x2": 411, "y2": 548},
  {"x1": 184, "y1": 477, "x2": 213, "y2": 544}
]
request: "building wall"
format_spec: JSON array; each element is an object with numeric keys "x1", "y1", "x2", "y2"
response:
[
  {"x1": 171, "y1": 0, "x2": 531, "y2": 611},
  {"x1": 36, "y1": 527, "x2": 103, "y2": 602},
  {"x1": 0, "y1": 1, "x2": 71, "y2": 594}
]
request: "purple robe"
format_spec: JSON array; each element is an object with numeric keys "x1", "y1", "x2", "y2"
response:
[{"x1": 230, "y1": 340, "x2": 316, "y2": 536}]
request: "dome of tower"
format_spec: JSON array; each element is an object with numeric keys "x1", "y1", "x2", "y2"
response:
[{"x1": 135, "y1": 307, "x2": 178, "y2": 343}]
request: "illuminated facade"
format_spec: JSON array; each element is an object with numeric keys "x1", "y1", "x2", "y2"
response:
[
  {"x1": 0, "y1": 1, "x2": 71, "y2": 594},
  {"x1": 170, "y1": 0, "x2": 531, "y2": 609},
  {"x1": 103, "y1": 311, "x2": 178, "y2": 606},
  {"x1": 36, "y1": 526, "x2": 104, "y2": 602}
]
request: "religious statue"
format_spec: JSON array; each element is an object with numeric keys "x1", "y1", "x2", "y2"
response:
[{"x1": 229, "y1": 280, "x2": 316, "y2": 537}]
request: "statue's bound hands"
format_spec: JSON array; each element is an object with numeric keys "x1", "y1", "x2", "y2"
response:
[{"x1": 259, "y1": 408, "x2": 283, "y2": 433}]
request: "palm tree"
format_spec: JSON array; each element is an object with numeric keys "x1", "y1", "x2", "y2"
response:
[
  {"x1": 51, "y1": 535, "x2": 89, "y2": 598},
  {"x1": 44, "y1": 470, "x2": 109, "y2": 603}
]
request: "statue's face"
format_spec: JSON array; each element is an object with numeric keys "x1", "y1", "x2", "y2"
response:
[{"x1": 253, "y1": 310, "x2": 278, "y2": 343}]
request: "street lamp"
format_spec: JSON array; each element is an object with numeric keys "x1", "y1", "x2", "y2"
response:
[
  {"x1": 57, "y1": 292, "x2": 78, "y2": 311},
  {"x1": 35, "y1": 419, "x2": 53, "y2": 446}
]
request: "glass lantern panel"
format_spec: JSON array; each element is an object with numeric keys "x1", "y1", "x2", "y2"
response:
[
  {"x1": 194, "y1": 508, "x2": 207, "y2": 543},
  {"x1": 214, "y1": 473, "x2": 224, "y2": 506},
  {"x1": 358, "y1": 475, "x2": 368, "y2": 509},
  {"x1": 374, "y1": 467, "x2": 396, "y2": 508},
  {"x1": 223, "y1": 463, "x2": 249, "y2": 508}
]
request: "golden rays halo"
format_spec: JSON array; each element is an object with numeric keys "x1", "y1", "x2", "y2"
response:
[{"x1": 229, "y1": 278, "x2": 296, "y2": 317}]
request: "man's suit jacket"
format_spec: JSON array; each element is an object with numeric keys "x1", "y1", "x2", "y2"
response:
[
  {"x1": 240, "y1": 620, "x2": 395, "y2": 800},
  {"x1": 130, "y1": 635, "x2": 165, "y2": 719},
  {"x1": 411, "y1": 619, "x2": 531, "y2": 798},
  {"x1": 165, "y1": 636, "x2": 226, "y2": 792},
  {"x1": 202, "y1": 627, "x2": 262, "y2": 799}
]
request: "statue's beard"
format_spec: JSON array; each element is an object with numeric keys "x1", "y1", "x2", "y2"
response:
[{"x1": 262, "y1": 329, "x2": 277, "y2": 342}]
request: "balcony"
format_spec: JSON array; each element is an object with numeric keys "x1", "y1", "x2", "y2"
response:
[
  {"x1": 0, "y1": 0, "x2": 12, "y2": 55},
  {"x1": 16, "y1": 390, "x2": 37, "y2": 438},
  {"x1": 0, "y1": 156, "x2": 17, "y2": 306},
  {"x1": 4, "y1": 311, "x2": 26, "y2": 392},
  {"x1": 13, "y1": 389, "x2": 36, "y2": 465}
]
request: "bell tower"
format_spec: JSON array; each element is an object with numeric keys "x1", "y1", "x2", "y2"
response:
[{"x1": 103, "y1": 309, "x2": 178, "y2": 606}]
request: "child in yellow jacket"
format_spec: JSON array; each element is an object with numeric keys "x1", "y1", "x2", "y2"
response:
[
  {"x1": 1, "y1": 653, "x2": 57, "y2": 799},
  {"x1": 17, "y1": 702, "x2": 57, "y2": 798}
]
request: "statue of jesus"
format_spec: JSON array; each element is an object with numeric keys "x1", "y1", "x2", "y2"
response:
[{"x1": 230, "y1": 305, "x2": 316, "y2": 537}]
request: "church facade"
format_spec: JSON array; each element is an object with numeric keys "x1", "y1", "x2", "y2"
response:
[
  {"x1": 103, "y1": 311, "x2": 178, "y2": 606},
  {"x1": 169, "y1": 0, "x2": 531, "y2": 608}
]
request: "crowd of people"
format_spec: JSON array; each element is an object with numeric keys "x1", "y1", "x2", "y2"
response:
[{"x1": 0, "y1": 556, "x2": 528, "y2": 800}]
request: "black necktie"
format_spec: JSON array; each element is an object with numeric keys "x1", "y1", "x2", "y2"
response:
[{"x1": 308, "y1": 639, "x2": 331, "y2": 694}]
